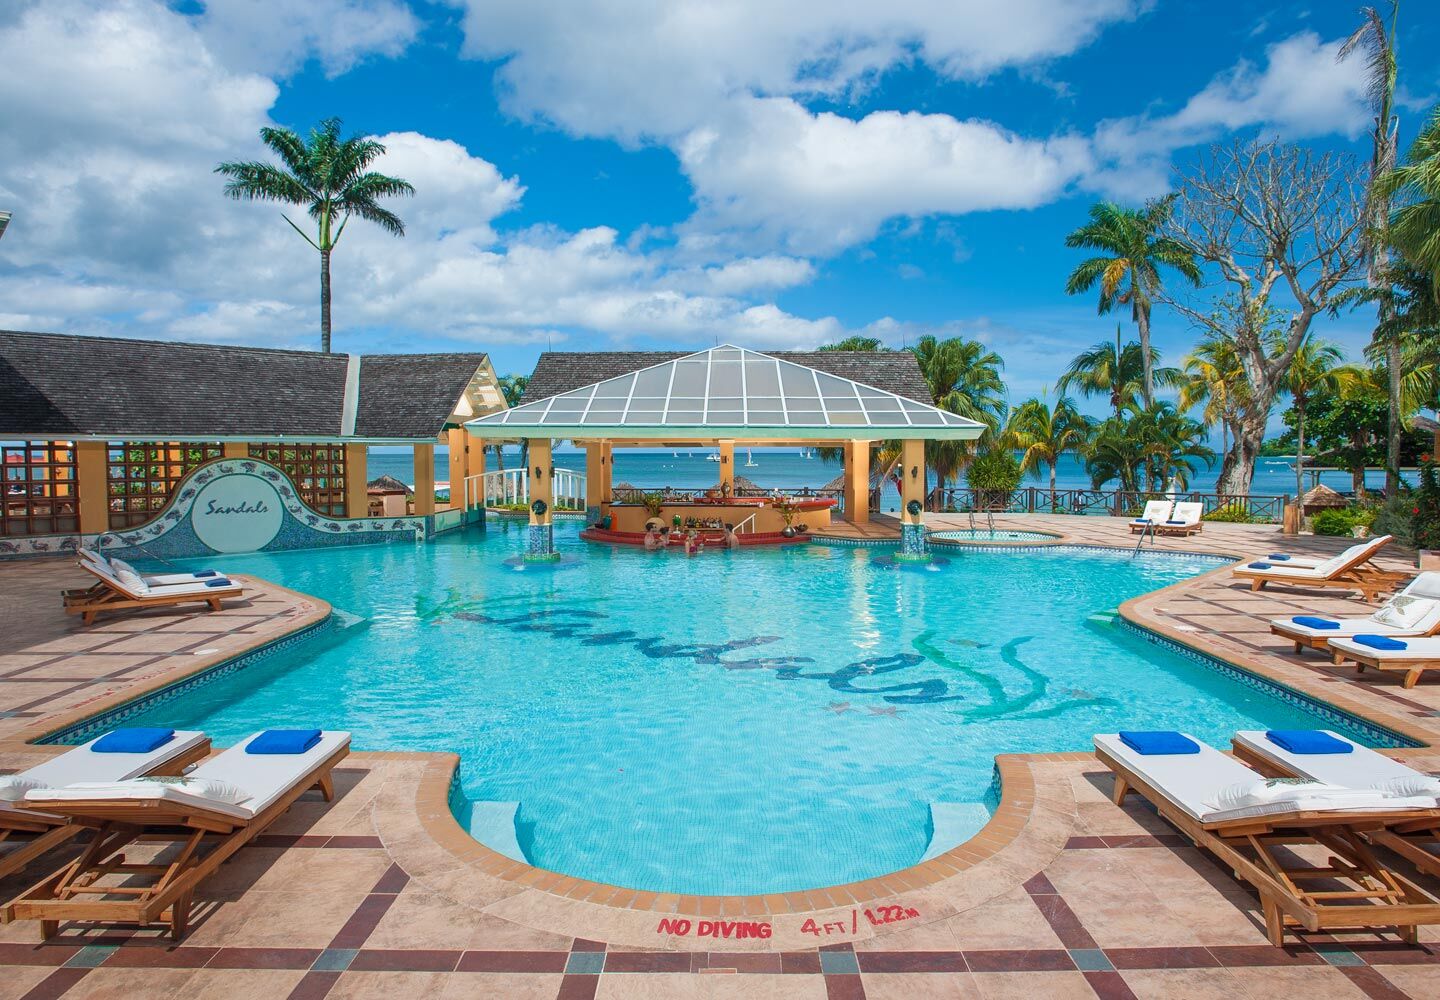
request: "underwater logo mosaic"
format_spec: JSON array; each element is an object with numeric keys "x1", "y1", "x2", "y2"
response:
[{"x1": 419, "y1": 591, "x2": 1117, "y2": 717}]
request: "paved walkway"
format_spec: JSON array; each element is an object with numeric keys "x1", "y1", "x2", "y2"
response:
[{"x1": 0, "y1": 524, "x2": 1438, "y2": 999}]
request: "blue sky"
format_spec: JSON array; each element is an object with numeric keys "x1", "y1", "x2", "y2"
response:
[{"x1": 3, "y1": 1, "x2": 1439, "y2": 421}]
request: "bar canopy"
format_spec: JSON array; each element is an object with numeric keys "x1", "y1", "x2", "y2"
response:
[{"x1": 465, "y1": 345, "x2": 984, "y2": 441}]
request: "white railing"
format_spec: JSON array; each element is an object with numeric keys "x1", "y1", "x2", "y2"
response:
[
  {"x1": 732, "y1": 512, "x2": 758, "y2": 535},
  {"x1": 470, "y1": 468, "x2": 587, "y2": 510}
]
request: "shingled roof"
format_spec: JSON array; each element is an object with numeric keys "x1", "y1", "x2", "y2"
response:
[
  {"x1": 0, "y1": 330, "x2": 498, "y2": 442},
  {"x1": 521, "y1": 350, "x2": 934, "y2": 405}
]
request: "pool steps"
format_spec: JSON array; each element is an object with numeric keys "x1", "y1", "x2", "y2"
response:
[
  {"x1": 921, "y1": 802, "x2": 992, "y2": 862},
  {"x1": 468, "y1": 801, "x2": 528, "y2": 863}
]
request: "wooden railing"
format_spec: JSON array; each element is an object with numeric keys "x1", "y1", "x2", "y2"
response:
[{"x1": 926, "y1": 487, "x2": 1290, "y2": 524}]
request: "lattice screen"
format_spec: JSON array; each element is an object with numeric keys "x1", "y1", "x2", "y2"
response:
[
  {"x1": 250, "y1": 443, "x2": 348, "y2": 516},
  {"x1": 107, "y1": 443, "x2": 224, "y2": 529},
  {"x1": 1, "y1": 442, "x2": 79, "y2": 536}
]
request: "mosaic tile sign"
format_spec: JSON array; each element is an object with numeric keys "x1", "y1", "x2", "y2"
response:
[{"x1": 190, "y1": 472, "x2": 286, "y2": 552}]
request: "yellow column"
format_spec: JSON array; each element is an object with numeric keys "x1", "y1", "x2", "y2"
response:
[
  {"x1": 901, "y1": 439, "x2": 926, "y2": 524},
  {"x1": 585, "y1": 441, "x2": 604, "y2": 512},
  {"x1": 222, "y1": 442, "x2": 248, "y2": 459},
  {"x1": 413, "y1": 444, "x2": 435, "y2": 516},
  {"x1": 718, "y1": 440, "x2": 734, "y2": 495},
  {"x1": 529, "y1": 438, "x2": 553, "y2": 524},
  {"x1": 447, "y1": 428, "x2": 467, "y2": 510},
  {"x1": 844, "y1": 439, "x2": 871, "y2": 524},
  {"x1": 76, "y1": 440, "x2": 109, "y2": 535},
  {"x1": 464, "y1": 432, "x2": 486, "y2": 507},
  {"x1": 601, "y1": 441, "x2": 613, "y2": 510},
  {"x1": 344, "y1": 443, "x2": 368, "y2": 518}
]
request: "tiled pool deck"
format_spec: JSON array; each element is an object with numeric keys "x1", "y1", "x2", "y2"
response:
[{"x1": 1, "y1": 518, "x2": 1439, "y2": 999}]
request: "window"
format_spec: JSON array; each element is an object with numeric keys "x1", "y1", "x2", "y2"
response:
[
  {"x1": 107, "y1": 443, "x2": 224, "y2": 529},
  {"x1": 1, "y1": 442, "x2": 79, "y2": 536},
  {"x1": 251, "y1": 443, "x2": 348, "y2": 516}
]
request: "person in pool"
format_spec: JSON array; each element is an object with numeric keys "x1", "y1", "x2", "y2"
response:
[
  {"x1": 643, "y1": 526, "x2": 661, "y2": 551},
  {"x1": 723, "y1": 523, "x2": 740, "y2": 550}
]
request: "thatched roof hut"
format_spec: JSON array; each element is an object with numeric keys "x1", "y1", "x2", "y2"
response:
[
  {"x1": 1301, "y1": 483, "x2": 1347, "y2": 514},
  {"x1": 367, "y1": 474, "x2": 412, "y2": 495}
]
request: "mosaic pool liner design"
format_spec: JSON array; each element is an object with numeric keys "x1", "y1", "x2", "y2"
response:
[{"x1": 930, "y1": 529, "x2": 1063, "y2": 544}]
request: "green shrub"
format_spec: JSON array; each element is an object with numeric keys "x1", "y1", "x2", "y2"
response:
[
  {"x1": 1311, "y1": 506, "x2": 1376, "y2": 537},
  {"x1": 966, "y1": 449, "x2": 1022, "y2": 493},
  {"x1": 1413, "y1": 460, "x2": 1440, "y2": 550},
  {"x1": 1371, "y1": 492, "x2": 1417, "y2": 549},
  {"x1": 1202, "y1": 503, "x2": 1256, "y2": 524}
]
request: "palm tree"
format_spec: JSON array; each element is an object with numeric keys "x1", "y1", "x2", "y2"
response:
[
  {"x1": 216, "y1": 118, "x2": 415, "y2": 353},
  {"x1": 1084, "y1": 404, "x2": 1214, "y2": 494},
  {"x1": 1057, "y1": 325, "x2": 1182, "y2": 421},
  {"x1": 1341, "y1": 4, "x2": 1403, "y2": 493},
  {"x1": 1064, "y1": 196, "x2": 1201, "y2": 407},
  {"x1": 487, "y1": 374, "x2": 530, "y2": 472},
  {"x1": 1180, "y1": 331, "x2": 1249, "y2": 460},
  {"x1": 908, "y1": 335, "x2": 1007, "y2": 432},
  {"x1": 1285, "y1": 339, "x2": 1361, "y2": 499},
  {"x1": 1006, "y1": 394, "x2": 1090, "y2": 506},
  {"x1": 1085, "y1": 417, "x2": 1145, "y2": 493},
  {"x1": 1388, "y1": 105, "x2": 1440, "y2": 285},
  {"x1": 818, "y1": 336, "x2": 889, "y2": 351}
]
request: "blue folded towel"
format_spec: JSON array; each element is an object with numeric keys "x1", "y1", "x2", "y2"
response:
[
  {"x1": 1131, "y1": 518, "x2": 1151, "y2": 524},
  {"x1": 204, "y1": 578, "x2": 233, "y2": 588},
  {"x1": 1292, "y1": 616, "x2": 1340, "y2": 629},
  {"x1": 93, "y1": 727, "x2": 175, "y2": 754},
  {"x1": 1268, "y1": 554, "x2": 1291, "y2": 560},
  {"x1": 1166, "y1": 520, "x2": 1186, "y2": 525},
  {"x1": 1266, "y1": 730, "x2": 1353, "y2": 755},
  {"x1": 192, "y1": 570, "x2": 219, "y2": 578},
  {"x1": 246, "y1": 729, "x2": 322, "y2": 754},
  {"x1": 1118, "y1": 731, "x2": 1199, "y2": 755},
  {"x1": 1248, "y1": 562, "x2": 1273, "y2": 570},
  {"x1": 1353, "y1": 634, "x2": 1408, "y2": 651}
]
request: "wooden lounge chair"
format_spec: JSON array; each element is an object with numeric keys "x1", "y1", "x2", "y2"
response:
[
  {"x1": 1128, "y1": 500, "x2": 1172, "y2": 534},
  {"x1": 1095, "y1": 733, "x2": 1440, "y2": 946},
  {"x1": 1, "y1": 730, "x2": 210, "y2": 883},
  {"x1": 1231, "y1": 730, "x2": 1440, "y2": 881},
  {"x1": 1269, "y1": 573, "x2": 1440, "y2": 657},
  {"x1": 1328, "y1": 635, "x2": 1440, "y2": 689},
  {"x1": 1156, "y1": 501, "x2": 1204, "y2": 536},
  {"x1": 63, "y1": 557, "x2": 244, "y2": 625},
  {"x1": 78, "y1": 549, "x2": 227, "y2": 589},
  {"x1": 3, "y1": 730, "x2": 349, "y2": 940},
  {"x1": 1232, "y1": 535, "x2": 1405, "y2": 602}
]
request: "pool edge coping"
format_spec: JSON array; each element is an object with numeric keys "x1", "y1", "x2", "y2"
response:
[{"x1": 8, "y1": 528, "x2": 1438, "y2": 947}]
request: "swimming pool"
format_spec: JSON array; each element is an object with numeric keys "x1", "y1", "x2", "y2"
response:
[
  {"x1": 103, "y1": 520, "x2": 1382, "y2": 896},
  {"x1": 930, "y1": 529, "x2": 1061, "y2": 544}
]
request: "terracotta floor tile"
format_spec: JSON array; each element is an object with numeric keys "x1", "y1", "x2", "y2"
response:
[
  {"x1": 970, "y1": 970, "x2": 1096, "y2": 999},
  {"x1": 177, "y1": 969, "x2": 308, "y2": 1000},
  {"x1": 861, "y1": 971, "x2": 982, "y2": 999},
  {"x1": 56, "y1": 968, "x2": 199, "y2": 1000},
  {"x1": 0, "y1": 967, "x2": 57, "y2": 1000},
  {"x1": 327, "y1": 971, "x2": 452, "y2": 999},
  {"x1": 594, "y1": 973, "x2": 710, "y2": 999},
  {"x1": 1366, "y1": 964, "x2": 1440, "y2": 996},
  {"x1": 1119, "y1": 968, "x2": 1251, "y2": 1000},
  {"x1": 1225, "y1": 966, "x2": 1371, "y2": 999},
  {"x1": 943, "y1": 888, "x2": 1063, "y2": 952},
  {"x1": 438, "y1": 973, "x2": 565, "y2": 999}
]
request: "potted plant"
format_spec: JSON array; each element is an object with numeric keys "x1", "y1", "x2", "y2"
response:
[
  {"x1": 640, "y1": 492, "x2": 666, "y2": 530},
  {"x1": 774, "y1": 498, "x2": 800, "y2": 537}
]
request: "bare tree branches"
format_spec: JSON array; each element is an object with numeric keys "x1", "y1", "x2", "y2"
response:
[{"x1": 1158, "y1": 139, "x2": 1368, "y2": 492}]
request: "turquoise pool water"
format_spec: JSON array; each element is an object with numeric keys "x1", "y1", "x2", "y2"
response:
[{"x1": 118, "y1": 520, "x2": 1368, "y2": 895}]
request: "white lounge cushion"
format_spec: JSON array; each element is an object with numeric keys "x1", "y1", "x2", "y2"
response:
[
  {"x1": 1134, "y1": 501, "x2": 1172, "y2": 524},
  {"x1": 26, "y1": 731, "x2": 349, "y2": 821},
  {"x1": 1204, "y1": 778, "x2": 1385, "y2": 812},
  {"x1": 1372, "y1": 595, "x2": 1438, "y2": 629},
  {"x1": 15, "y1": 731, "x2": 207, "y2": 790},
  {"x1": 1329, "y1": 636, "x2": 1440, "y2": 662},
  {"x1": 1094, "y1": 733, "x2": 1434, "y2": 824},
  {"x1": 145, "y1": 579, "x2": 242, "y2": 597},
  {"x1": 1167, "y1": 502, "x2": 1203, "y2": 526},
  {"x1": 109, "y1": 557, "x2": 138, "y2": 577},
  {"x1": 1375, "y1": 774, "x2": 1440, "y2": 798},
  {"x1": 114, "y1": 567, "x2": 149, "y2": 595},
  {"x1": 1233, "y1": 730, "x2": 1435, "y2": 800},
  {"x1": 1269, "y1": 617, "x2": 1414, "y2": 640},
  {"x1": 0, "y1": 775, "x2": 46, "y2": 802},
  {"x1": 66, "y1": 776, "x2": 250, "y2": 806}
]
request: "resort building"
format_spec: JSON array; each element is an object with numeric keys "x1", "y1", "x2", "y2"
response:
[{"x1": 0, "y1": 329, "x2": 503, "y2": 556}]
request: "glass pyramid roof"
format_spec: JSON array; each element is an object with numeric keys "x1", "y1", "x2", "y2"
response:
[{"x1": 466, "y1": 346, "x2": 985, "y2": 440}]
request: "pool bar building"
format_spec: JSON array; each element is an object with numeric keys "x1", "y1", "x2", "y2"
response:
[{"x1": 467, "y1": 345, "x2": 984, "y2": 558}]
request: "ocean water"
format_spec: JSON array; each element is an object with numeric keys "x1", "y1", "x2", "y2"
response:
[
  {"x1": 373, "y1": 447, "x2": 1387, "y2": 499},
  {"x1": 125, "y1": 520, "x2": 1364, "y2": 895}
]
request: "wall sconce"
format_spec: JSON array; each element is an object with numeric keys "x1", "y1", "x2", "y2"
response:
[
  {"x1": 910, "y1": 465, "x2": 919, "y2": 480},
  {"x1": 534, "y1": 466, "x2": 543, "y2": 479},
  {"x1": 722, "y1": 454, "x2": 729, "y2": 464}
]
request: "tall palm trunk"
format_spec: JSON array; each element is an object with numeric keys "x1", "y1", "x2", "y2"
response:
[
  {"x1": 1049, "y1": 461, "x2": 1057, "y2": 509},
  {"x1": 1387, "y1": 339, "x2": 1401, "y2": 495},
  {"x1": 1294, "y1": 399, "x2": 1307, "y2": 501},
  {"x1": 320, "y1": 248, "x2": 332, "y2": 354},
  {"x1": 1135, "y1": 301, "x2": 1155, "y2": 408}
]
